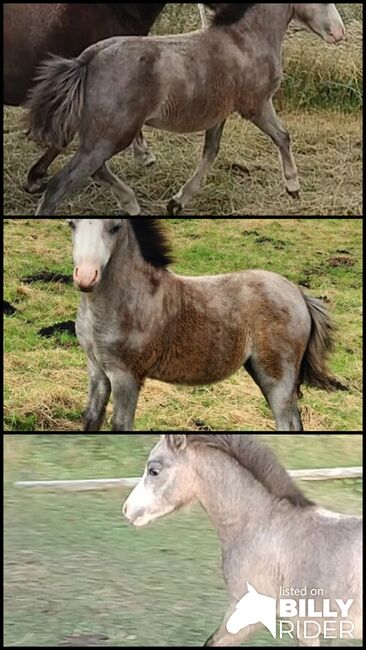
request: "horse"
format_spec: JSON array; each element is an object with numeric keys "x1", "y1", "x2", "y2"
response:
[
  {"x1": 4, "y1": 2, "x2": 233, "y2": 194},
  {"x1": 26, "y1": 4, "x2": 345, "y2": 216},
  {"x1": 123, "y1": 434, "x2": 362, "y2": 646},
  {"x1": 66, "y1": 218, "x2": 345, "y2": 432}
]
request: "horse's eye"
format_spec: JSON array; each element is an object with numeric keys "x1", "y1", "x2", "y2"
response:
[
  {"x1": 149, "y1": 467, "x2": 160, "y2": 478},
  {"x1": 111, "y1": 224, "x2": 122, "y2": 235}
]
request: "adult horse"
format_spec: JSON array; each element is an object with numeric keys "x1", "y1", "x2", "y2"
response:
[
  {"x1": 123, "y1": 435, "x2": 362, "y2": 646},
  {"x1": 4, "y1": 2, "x2": 247, "y2": 193},
  {"x1": 66, "y1": 218, "x2": 346, "y2": 432},
  {"x1": 26, "y1": 3, "x2": 345, "y2": 216}
]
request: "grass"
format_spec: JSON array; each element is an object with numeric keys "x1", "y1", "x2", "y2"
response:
[
  {"x1": 3, "y1": 4, "x2": 362, "y2": 217},
  {"x1": 4, "y1": 433, "x2": 363, "y2": 647},
  {"x1": 4, "y1": 218, "x2": 363, "y2": 432}
]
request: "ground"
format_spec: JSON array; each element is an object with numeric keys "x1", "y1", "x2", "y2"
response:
[
  {"x1": 4, "y1": 433, "x2": 362, "y2": 647},
  {"x1": 3, "y1": 4, "x2": 362, "y2": 216}
]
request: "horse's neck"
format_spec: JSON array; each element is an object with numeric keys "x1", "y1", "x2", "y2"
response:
[
  {"x1": 193, "y1": 449, "x2": 277, "y2": 547},
  {"x1": 97, "y1": 228, "x2": 170, "y2": 319},
  {"x1": 234, "y1": 4, "x2": 293, "y2": 54}
]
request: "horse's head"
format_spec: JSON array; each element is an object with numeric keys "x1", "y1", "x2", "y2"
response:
[
  {"x1": 66, "y1": 219, "x2": 123, "y2": 292},
  {"x1": 123, "y1": 435, "x2": 197, "y2": 527},
  {"x1": 293, "y1": 4, "x2": 345, "y2": 44}
]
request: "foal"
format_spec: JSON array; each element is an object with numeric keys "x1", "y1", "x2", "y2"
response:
[
  {"x1": 27, "y1": 4, "x2": 345, "y2": 215},
  {"x1": 123, "y1": 435, "x2": 362, "y2": 646},
  {"x1": 67, "y1": 219, "x2": 345, "y2": 432}
]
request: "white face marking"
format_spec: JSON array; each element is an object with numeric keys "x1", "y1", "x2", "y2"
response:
[
  {"x1": 123, "y1": 469, "x2": 155, "y2": 526},
  {"x1": 73, "y1": 220, "x2": 109, "y2": 267},
  {"x1": 123, "y1": 469, "x2": 176, "y2": 528},
  {"x1": 68, "y1": 219, "x2": 121, "y2": 291}
]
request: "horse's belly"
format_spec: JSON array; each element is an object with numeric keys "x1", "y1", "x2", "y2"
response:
[
  {"x1": 150, "y1": 329, "x2": 249, "y2": 386},
  {"x1": 146, "y1": 102, "x2": 230, "y2": 134}
]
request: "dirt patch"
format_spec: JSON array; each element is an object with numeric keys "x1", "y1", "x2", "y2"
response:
[
  {"x1": 327, "y1": 256, "x2": 355, "y2": 268},
  {"x1": 23, "y1": 271, "x2": 73, "y2": 284},
  {"x1": 256, "y1": 236, "x2": 287, "y2": 250},
  {"x1": 4, "y1": 300, "x2": 17, "y2": 315},
  {"x1": 191, "y1": 418, "x2": 212, "y2": 432},
  {"x1": 38, "y1": 321, "x2": 76, "y2": 338}
]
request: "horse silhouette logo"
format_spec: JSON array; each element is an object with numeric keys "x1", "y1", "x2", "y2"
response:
[{"x1": 227, "y1": 583, "x2": 277, "y2": 638}]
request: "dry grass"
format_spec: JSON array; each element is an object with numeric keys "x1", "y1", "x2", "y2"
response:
[{"x1": 3, "y1": 4, "x2": 362, "y2": 217}]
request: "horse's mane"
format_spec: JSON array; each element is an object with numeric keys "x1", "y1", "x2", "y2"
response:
[
  {"x1": 207, "y1": 3, "x2": 256, "y2": 27},
  {"x1": 129, "y1": 219, "x2": 174, "y2": 269},
  {"x1": 184, "y1": 434, "x2": 315, "y2": 507}
]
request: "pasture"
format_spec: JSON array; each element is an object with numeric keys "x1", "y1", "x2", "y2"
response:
[
  {"x1": 4, "y1": 433, "x2": 363, "y2": 647},
  {"x1": 3, "y1": 3, "x2": 363, "y2": 217},
  {"x1": 3, "y1": 218, "x2": 362, "y2": 432}
]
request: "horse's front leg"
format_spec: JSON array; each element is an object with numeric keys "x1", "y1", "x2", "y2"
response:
[
  {"x1": 205, "y1": 603, "x2": 261, "y2": 646},
  {"x1": 106, "y1": 369, "x2": 140, "y2": 431},
  {"x1": 83, "y1": 359, "x2": 111, "y2": 431},
  {"x1": 167, "y1": 121, "x2": 226, "y2": 215},
  {"x1": 252, "y1": 99, "x2": 300, "y2": 199}
]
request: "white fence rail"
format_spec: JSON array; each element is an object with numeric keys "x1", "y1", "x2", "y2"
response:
[{"x1": 14, "y1": 467, "x2": 362, "y2": 492}]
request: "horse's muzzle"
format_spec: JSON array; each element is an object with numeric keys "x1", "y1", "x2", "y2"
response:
[{"x1": 74, "y1": 265, "x2": 100, "y2": 292}]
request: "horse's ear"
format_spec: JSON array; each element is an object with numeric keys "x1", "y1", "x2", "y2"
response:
[
  {"x1": 247, "y1": 583, "x2": 257, "y2": 595},
  {"x1": 166, "y1": 434, "x2": 188, "y2": 452}
]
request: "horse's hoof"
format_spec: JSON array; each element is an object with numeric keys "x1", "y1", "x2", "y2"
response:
[
  {"x1": 23, "y1": 177, "x2": 48, "y2": 195},
  {"x1": 167, "y1": 199, "x2": 182, "y2": 216},
  {"x1": 142, "y1": 152, "x2": 157, "y2": 168},
  {"x1": 287, "y1": 188, "x2": 300, "y2": 200}
]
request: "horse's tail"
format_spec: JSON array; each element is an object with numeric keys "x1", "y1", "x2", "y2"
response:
[
  {"x1": 25, "y1": 54, "x2": 87, "y2": 149},
  {"x1": 25, "y1": 39, "x2": 113, "y2": 149},
  {"x1": 301, "y1": 295, "x2": 348, "y2": 392}
]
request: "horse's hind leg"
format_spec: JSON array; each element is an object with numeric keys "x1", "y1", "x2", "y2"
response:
[
  {"x1": 252, "y1": 99, "x2": 300, "y2": 198},
  {"x1": 132, "y1": 131, "x2": 156, "y2": 168},
  {"x1": 245, "y1": 358, "x2": 304, "y2": 431},
  {"x1": 24, "y1": 145, "x2": 60, "y2": 194},
  {"x1": 35, "y1": 143, "x2": 116, "y2": 215},
  {"x1": 93, "y1": 163, "x2": 141, "y2": 215},
  {"x1": 167, "y1": 121, "x2": 226, "y2": 215}
]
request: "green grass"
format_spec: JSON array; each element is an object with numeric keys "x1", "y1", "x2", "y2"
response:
[
  {"x1": 4, "y1": 4, "x2": 362, "y2": 216},
  {"x1": 4, "y1": 218, "x2": 363, "y2": 432},
  {"x1": 4, "y1": 434, "x2": 362, "y2": 647}
]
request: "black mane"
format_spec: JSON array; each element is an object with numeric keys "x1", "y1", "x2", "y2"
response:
[
  {"x1": 129, "y1": 219, "x2": 174, "y2": 268},
  {"x1": 207, "y1": 3, "x2": 256, "y2": 26}
]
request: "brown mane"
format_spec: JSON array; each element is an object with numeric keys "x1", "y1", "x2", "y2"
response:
[{"x1": 183, "y1": 434, "x2": 314, "y2": 507}]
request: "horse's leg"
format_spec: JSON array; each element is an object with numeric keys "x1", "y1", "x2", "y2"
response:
[
  {"x1": 93, "y1": 163, "x2": 141, "y2": 215},
  {"x1": 35, "y1": 143, "x2": 116, "y2": 215},
  {"x1": 205, "y1": 604, "x2": 262, "y2": 647},
  {"x1": 132, "y1": 131, "x2": 156, "y2": 168},
  {"x1": 167, "y1": 121, "x2": 226, "y2": 215},
  {"x1": 105, "y1": 369, "x2": 140, "y2": 432},
  {"x1": 252, "y1": 99, "x2": 300, "y2": 198},
  {"x1": 199, "y1": 4, "x2": 208, "y2": 27},
  {"x1": 24, "y1": 145, "x2": 60, "y2": 194},
  {"x1": 83, "y1": 359, "x2": 111, "y2": 432},
  {"x1": 245, "y1": 358, "x2": 304, "y2": 431}
]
